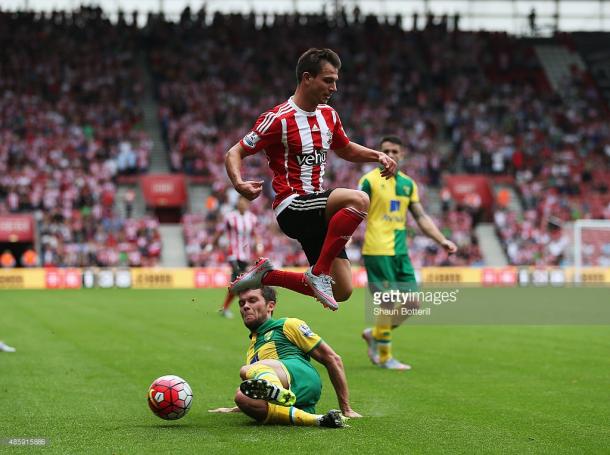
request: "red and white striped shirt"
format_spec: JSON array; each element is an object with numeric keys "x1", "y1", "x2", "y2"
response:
[
  {"x1": 240, "y1": 97, "x2": 350, "y2": 215},
  {"x1": 224, "y1": 210, "x2": 258, "y2": 262}
]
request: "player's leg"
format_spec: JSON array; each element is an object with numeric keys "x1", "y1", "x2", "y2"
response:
[
  {"x1": 231, "y1": 189, "x2": 365, "y2": 310},
  {"x1": 239, "y1": 359, "x2": 295, "y2": 406},
  {"x1": 235, "y1": 359, "x2": 346, "y2": 428},
  {"x1": 376, "y1": 255, "x2": 416, "y2": 370},
  {"x1": 239, "y1": 359, "x2": 290, "y2": 388},
  {"x1": 303, "y1": 188, "x2": 367, "y2": 307},
  {"x1": 392, "y1": 255, "x2": 420, "y2": 327},
  {"x1": 330, "y1": 257, "x2": 353, "y2": 302},
  {"x1": 310, "y1": 188, "x2": 368, "y2": 277},
  {"x1": 221, "y1": 260, "x2": 247, "y2": 318},
  {"x1": 233, "y1": 191, "x2": 335, "y2": 308},
  {"x1": 261, "y1": 361, "x2": 346, "y2": 428},
  {"x1": 363, "y1": 255, "x2": 409, "y2": 369},
  {"x1": 230, "y1": 257, "x2": 314, "y2": 297},
  {"x1": 234, "y1": 391, "x2": 346, "y2": 428},
  {"x1": 234, "y1": 389, "x2": 268, "y2": 421}
]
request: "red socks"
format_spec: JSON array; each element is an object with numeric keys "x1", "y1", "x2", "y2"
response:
[
  {"x1": 260, "y1": 207, "x2": 366, "y2": 294},
  {"x1": 262, "y1": 270, "x2": 314, "y2": 296},
  {"x1": 313, "y1": 207, "x2": 367, "y2": 276}
]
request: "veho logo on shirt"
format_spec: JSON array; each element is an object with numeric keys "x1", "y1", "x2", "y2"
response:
[{"x1": 296, "y1": 149, "x2": 327, "y2": 166}]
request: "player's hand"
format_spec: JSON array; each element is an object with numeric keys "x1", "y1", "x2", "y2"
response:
[
  {"x1": 342, "y1": 409, "x2": 363, "y2": 418},
  {"x1": 378, "y1": 153, "x2": 397, "y2": 179},
  {"x1": 441, "y1": 239, "x2": 458, "y2": 254},
  {"x1": 208, "y1": 406, "x2": 241, "y2": 413},
  {"x1": 236, "y1": 180, "x2": 264, "y2": 201}
]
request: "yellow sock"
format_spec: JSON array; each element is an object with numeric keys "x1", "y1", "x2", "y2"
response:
[
  {"x1": 264, "y1": 404, "x2": 320, "y2": 426},
  {"x1": 246, "y1": 364, "x2": 283, "y2": 388},
  {"x1": 373, "y1": 325, "x2": 392, "y2": 364}
]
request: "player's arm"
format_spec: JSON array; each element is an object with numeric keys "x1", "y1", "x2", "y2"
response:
[
  {"x1": 253, "y1": 231, "x2": 264, "y2": 255},
  {"x1": 409, "y1": 202, "x2": 457, "y2": 254},
  {"x1": 225, "y1": 142, "x2": 263, "y2": 201},
  {"x1": 335, "y1": 142, "x2": 397, "y2": 178},
  {"x1": 309, "y1": 342, "x2": 362, "y2": 418}
]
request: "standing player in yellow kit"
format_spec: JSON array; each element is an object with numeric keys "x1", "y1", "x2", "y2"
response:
[{"x1": 359, "y1": 136, "x2": 457, "y2": 370}]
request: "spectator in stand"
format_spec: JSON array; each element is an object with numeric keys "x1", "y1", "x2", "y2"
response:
[{"x1": 123, "y1": 189, "x2": 136, "y2": 219}]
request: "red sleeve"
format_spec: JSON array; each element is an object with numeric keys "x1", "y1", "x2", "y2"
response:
[
  {"x1": 239, "y1": 111, "x2": 282, "y2": 156},
  {"x1": 330, "y1": 110, "x2": 350, "y2": 150}
]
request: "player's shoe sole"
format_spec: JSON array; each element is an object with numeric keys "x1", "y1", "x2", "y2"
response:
[
  {"x1": 361, "y1": 328, "x2": 379, "y2": 365},
  {"x1": 318, "y1": 409, "x2": 348, "y2": 428},
  {"x1": 304, "y1": 267, "x2": 338, "y2": 311},
  {"x1": 229, "y1": 258, "x2": 274, "y2": 295},
  {"x1": 239, "y1": 378, "x2": 296, "y2": 407}
]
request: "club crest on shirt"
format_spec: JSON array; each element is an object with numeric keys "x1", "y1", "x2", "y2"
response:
[
  {"x1": 299, "y1": 323, "x2": 314, "y2": 337},
  {"x1": 243, "y1": 131, "x2": 261, "y2": 148}
]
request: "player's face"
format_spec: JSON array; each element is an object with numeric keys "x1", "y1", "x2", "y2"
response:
[
  {"x1": 238, "y1": 289, "x2": 274, "y2": 330},
  {"x1": 237, "y1": 197, "x2": 249, "y2": 213},
  {"x1": 304, "y1": 61, "x2": 338, "y2": 104},
  {"x1": 380, "y1": 141, "x2": 404, "y2": 164}
]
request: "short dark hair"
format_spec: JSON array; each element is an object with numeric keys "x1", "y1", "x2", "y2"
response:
[
  {"x1": 260, "y1": 286, "x2": 277, "y2": 304},
  {"x1": 379, "y1": 135, "x2": 403, "y2": 147},
  {"x1": 296, "y1": 48, "x2": 341, "y2": 84}
]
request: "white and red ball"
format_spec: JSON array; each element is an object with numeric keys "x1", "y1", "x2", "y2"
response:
[{"x1": 147, "y1": 375, "x2": 193, "y2": 420}]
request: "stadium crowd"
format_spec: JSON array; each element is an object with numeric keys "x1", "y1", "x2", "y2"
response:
[{"x1": 0, "y1": 8, "x2": 159, "y2": 267}]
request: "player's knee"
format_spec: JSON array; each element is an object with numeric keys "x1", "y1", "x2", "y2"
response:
[
  {"x1": 351, "y1": 190, "x2": 369, "y2": 212},
  {"x1": 334, "y1": 286, "x2": 353, "y2": 302},
  {"x1": 239, "y1": 365, "x2": 250, "y2": 380},
  {"x1": 235, "y1": 390, "x2": 266, "y2": 422},
  {"x1": 234, "y1": 390, "x2": 249, "y2": 411}
]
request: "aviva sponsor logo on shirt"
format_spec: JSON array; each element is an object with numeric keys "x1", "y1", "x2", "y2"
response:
[{"x1": 384, "y1": 201, "x2": 405, "y2": 223}]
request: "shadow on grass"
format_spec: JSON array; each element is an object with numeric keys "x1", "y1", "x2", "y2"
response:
[{"x1": 126, "y1": 419, "x2": 261, "y2": 430}]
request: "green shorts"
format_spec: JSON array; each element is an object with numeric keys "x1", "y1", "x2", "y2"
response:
[
  {"x1": 280, "y1": 358, "x2": 322, "y2": 414},
  {"x1": 363, "y1": 254, "x2": 418, "y2": 292}
]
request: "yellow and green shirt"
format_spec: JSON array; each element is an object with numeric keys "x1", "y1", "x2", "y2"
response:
[
  {"x1": 359, "y1": 167, "x2": 419, "y2": 256},
  {"x1": 246, "y1": 317, "x2": 322, "y2": 365}
]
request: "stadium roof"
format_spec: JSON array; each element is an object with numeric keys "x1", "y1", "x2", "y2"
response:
[{"x1": 3, "y1": 0, "x2": 610, "y2": 34}]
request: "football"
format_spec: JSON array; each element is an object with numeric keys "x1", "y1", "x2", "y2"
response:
[{"x1": 147, "y1": 375, "x2": 193, "y2": 420}]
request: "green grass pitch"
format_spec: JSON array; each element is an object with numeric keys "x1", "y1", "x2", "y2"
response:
[{"x1": 1, "y1": 288, "x2": 609, "y2": 453}]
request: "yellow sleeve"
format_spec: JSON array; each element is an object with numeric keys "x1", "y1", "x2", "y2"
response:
[
  {"x1": 358, "y1": 175, "x2": 371, "y2": 197},
  {"x1": 283, "y1": 318, "x2": 322, "y2": 354},
  {"x1": 411, "y1": 180, "x2": 420, "y2": 203}
]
